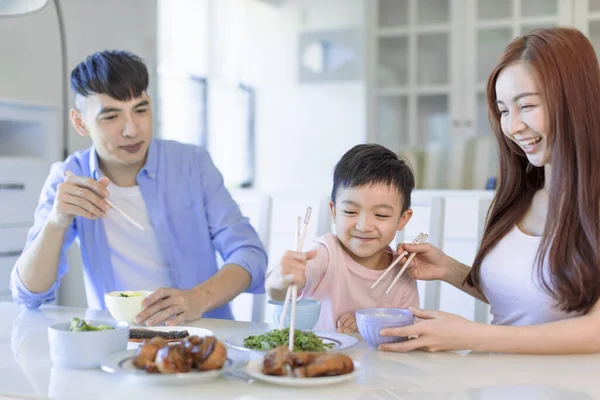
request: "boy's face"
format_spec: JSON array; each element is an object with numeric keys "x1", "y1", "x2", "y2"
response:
[
  {"x1": 330, "y1": 184, "x2": 412, "y2": 266},
  {"x1": 69, "y1": 92, "x2": 152, "y2": 170}
]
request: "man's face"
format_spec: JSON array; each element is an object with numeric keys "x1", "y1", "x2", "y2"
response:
[{"x1": 71, "y1": 92, "x2": 153, "y2": 168}]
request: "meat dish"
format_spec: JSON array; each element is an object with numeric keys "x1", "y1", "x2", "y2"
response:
[
  {"x1": 262, "y1": 345, "x2": 354, "y2": 378},
  {"x1": 129, "y1": 328, "x2": 190, "y2": 343},
  {"x1": 132, "y1": 335, "x2": 227, "y2": 374}
]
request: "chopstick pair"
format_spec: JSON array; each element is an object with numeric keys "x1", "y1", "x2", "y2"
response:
[
  {"x1": 64, "y1": 170, "x2": 145, "y2": 231},
  {"x1": 279, "y1": 207, "x2": 312, "y2": 351},
  {"x1": 371, "y1": 232, "x2": 429, "y2": 294}
]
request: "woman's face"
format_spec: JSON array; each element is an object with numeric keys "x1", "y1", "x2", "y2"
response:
[{"x1": 495, "y1": 62, "x2": 550, "y2": 167}]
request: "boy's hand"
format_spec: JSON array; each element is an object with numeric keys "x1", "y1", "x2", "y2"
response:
[
  {"x1": 337, "y1": 312, "x2": 358, "y2": 333},
  {"x1": 48, "y1": 170, "x2": 111, "y2": 229},
  {"x1": 267, "y1": 249, "x2": 318, "y2": 291}
]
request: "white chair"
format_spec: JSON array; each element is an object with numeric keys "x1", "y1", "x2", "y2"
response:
[
  {"x1": 395, "y1": 194, "x2": 445, "y2": 311},
  {"x1": 228, "y1": 190, "x2": 273, "y2": 322},
  {"x1": 473, "y1": 197, "x2": 493, "y2": 323}
]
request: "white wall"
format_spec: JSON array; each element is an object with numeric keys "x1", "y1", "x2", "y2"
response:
[
  {"x1": 158, "y1": 0, "x2": 366, "y2": 194},
  {"x1": 0, "y1": 1, "x2": 63, "y2": 133}
]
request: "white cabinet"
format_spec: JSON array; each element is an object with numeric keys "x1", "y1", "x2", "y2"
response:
[
  {"x1": 574, "y1": 0, "x2": 600, "y2": 52},
  {"x1": 366, "y1": 0, "x2": 574, "y2": 190},
  {"x1": 0, "y1": 100, "x2": 60, "y2": 303}
]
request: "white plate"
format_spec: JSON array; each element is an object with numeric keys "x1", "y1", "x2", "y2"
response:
[
  {"x1": 225, "y1": 329, "x2": 359, "y2": 354},
  {"x1": 127, "y1": 326, "x2": 213, "y2": 349},
  {"x1": 245, "y1": 358, "x2": 359, "y2": 387},
  {"x1": 101, "y1": 349, "x2": 233, "y2": 385}
]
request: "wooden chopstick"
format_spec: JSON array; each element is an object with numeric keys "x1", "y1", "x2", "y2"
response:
[
  {"x1": 371, "y1": 233, "x2": 425, "y2": 290},
  {"x1": 385, "y1": 233, "x2": 429, "y2": 294},
  {"x1": 279, "y1": 217, "x2": 302, "y2": 329},
  {"x1": 279, "y1": 207, "x2": 312, "y2": 351}
]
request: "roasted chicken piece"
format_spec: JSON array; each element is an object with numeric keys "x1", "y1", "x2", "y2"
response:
[
  {"x1": 262, "y1": 345, "x2": 293, "y2": 376},
  {"x1": 154, "y1": 344, "x2": 193, "y2": 374},
  {"x1": 293, "y1": 353, "x2": 354, "y2": 378},
  {"x1": 183, "y1": 335, "x2": 227, "y2": 371},
  {"x1": 132, "y1": 336, "x2": 168, "y2": 371},
  {"x1": 262, "y1": 346, "x2": 354, "y2": 378}
]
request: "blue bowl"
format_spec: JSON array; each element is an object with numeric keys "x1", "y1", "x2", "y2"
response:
[
  {"x1": 267, "y1": 299, "x2": 321, "y2": 330},
  {"x1": 356, "y1": 308, "x2": 414, "y2": 348}
]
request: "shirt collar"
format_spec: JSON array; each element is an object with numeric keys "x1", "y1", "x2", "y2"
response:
[{"x1": 88, "y1": 138, "x2": 158, "y2": 180}]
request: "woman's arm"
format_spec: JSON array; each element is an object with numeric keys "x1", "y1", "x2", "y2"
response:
[
  {"x1": 398, "y1": 242, "x2": 488, "y2": 303},
  {"x1": 442, "y1": 258, "x2": 488, "y2": 303},
  {"x1": 379, "y1": 302, "x2": 600, "y2": 354}
]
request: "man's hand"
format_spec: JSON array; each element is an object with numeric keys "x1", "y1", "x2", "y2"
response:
[
  {"x1": 49, "y1": 170, "x2": 111, "y2": 229},
  {"x1": 337, "y1": 312, "x2": 358, "y2": 333},
  {"x1": 135, "y1": 287, "x2": 206, "y2": 326}
]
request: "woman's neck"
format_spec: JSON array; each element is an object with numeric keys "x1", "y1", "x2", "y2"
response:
[{"x1": 542, "y1": 163, "x2": 552, "y2": 193}]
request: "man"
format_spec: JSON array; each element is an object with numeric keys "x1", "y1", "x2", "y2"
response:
[{"x1": 10, "y1": 50, "x2": 267, "y2": 326}]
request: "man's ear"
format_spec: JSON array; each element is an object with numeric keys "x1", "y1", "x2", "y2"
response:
[
  {"x1": 69, "y1": 108, "x2": 89, "y2": 137},
  {"x1": 397, "y1": 208, "x2": 413, "y2": 231}
]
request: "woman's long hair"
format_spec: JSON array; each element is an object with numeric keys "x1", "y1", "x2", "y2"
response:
[{"x1": 466, "y1": 27, "x2": 600, "y2": 314}]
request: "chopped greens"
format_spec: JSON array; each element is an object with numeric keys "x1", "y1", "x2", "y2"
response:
[
  {"x1": 68, "y1": 317, "x2": 114, "y2": 332},
  {"x1": 243, "y1": 328, "x2": 334, "y2": 352},
  {"x1": 119, "y1": 292, "x2": 141, "y2": 298}
]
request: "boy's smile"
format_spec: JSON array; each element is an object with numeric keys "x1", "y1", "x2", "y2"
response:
[{"x1": 331, "y1": 184, "x2": 412, "y2": 270}]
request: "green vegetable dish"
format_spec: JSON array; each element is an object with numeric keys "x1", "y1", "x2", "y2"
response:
[
  {"x1": 68, "y1": 317, "x2": 114, "y2": 332},
  {"x1": 119, "y1": 292, "x2": 141, "y2": 298},
  {"x1": 243, "y1": 328, "x2": 334, "y2": 352}
]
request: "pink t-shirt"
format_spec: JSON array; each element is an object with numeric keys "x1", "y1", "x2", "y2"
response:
[{"x1": 300, "y1": 233, "x2": 419, "y2": 330}]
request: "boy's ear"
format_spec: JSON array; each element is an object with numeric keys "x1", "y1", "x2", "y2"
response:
[
  {"x1": 397, "y1": 208, "x2": 413, "y2": 231},
  {"x1": 329, "y1": 200, "x2": 336, "y2": 220},
  {"x1": 70, "y1": 108, "x2": 89, "y2": 137}
]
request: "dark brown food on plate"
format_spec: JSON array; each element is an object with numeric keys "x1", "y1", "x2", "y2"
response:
[
  {"x1": 184, "y1": 336, "x2": 228, "y2": 371},
  {"x1": 262, "y1": 345, "x2": 293, "y2": 376},
  {"x1": 132, "y1": 337, "x2": 168, "y2": 371},
  {"x1": 129, "y1": 328, "x2": 190, "y2": 342},
  {"x1": 155, "y1": 344, "x2": 193, "y2": 374},
  {"x1": 293, "y1": 352, "x2": 354, "y2": 378},
  {"x1": 131, "y1": 335, "x2": 227, "y2": 374},
  {"x1": 262, "y1": 346, "x2": 354, "y2": 378}
]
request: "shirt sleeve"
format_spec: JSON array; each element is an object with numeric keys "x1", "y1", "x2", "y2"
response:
[
  {"x1": 10, "y1": 161, "x2": 78, "y2": 308},
  {"x1": 196, "y1": 149, "x2": 268, "y2": 294},
  {"x1": 299, "y1": 241, "x2": 329, "y2": 298}
]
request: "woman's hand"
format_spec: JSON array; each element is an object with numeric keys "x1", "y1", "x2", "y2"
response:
[
  {"x1": 378, "y1": 308, "x2": 477, "y2": 352},
  {"x1": 395, "y1": 242, "x2": 452, "y2": 282}
]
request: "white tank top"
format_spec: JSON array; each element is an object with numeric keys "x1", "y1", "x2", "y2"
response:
[{"x1": 480, "y1": 225, "x2": 578, "y2": 326}]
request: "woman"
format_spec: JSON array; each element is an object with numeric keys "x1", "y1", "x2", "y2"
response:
[{"x1": 382, "y1": 27, "x2": 600, "y2": 354}]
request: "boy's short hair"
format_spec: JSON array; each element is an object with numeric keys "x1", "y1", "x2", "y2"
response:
[
  {"x1": 332, "y1": 144, "x2": 415, "y2": 211},
  {"x1": 70, "y1": 50, "x2": 149, "y2": 101}
]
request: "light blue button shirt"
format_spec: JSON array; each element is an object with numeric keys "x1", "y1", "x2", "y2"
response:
[{"x1": 10, "y1": 139, "x2": 268, "y2": 319}]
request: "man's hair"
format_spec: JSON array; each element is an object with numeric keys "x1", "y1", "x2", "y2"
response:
[
  {"x1": 331, "y1": 144, "x2": 415, "y2": 211},
  {"x1": 70, "y1": 50, "x2": 149, "y2": 101}
]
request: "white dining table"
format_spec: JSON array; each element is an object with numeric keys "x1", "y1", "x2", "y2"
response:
[{"x1": 0, "y1": 301, "x2": 599, "y2": 400}]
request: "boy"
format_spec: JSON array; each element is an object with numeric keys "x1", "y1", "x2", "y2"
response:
[{"x1": 266, "y1": 144, "x2": 419, "y2": 332}]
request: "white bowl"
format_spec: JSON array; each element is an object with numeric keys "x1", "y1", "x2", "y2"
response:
[
  {"x1": 48, "y1": 319, "x2": 129, "y2": 369},
  {"x1": 104, "y1": 290, "x2": 152, "y2": 323}
]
